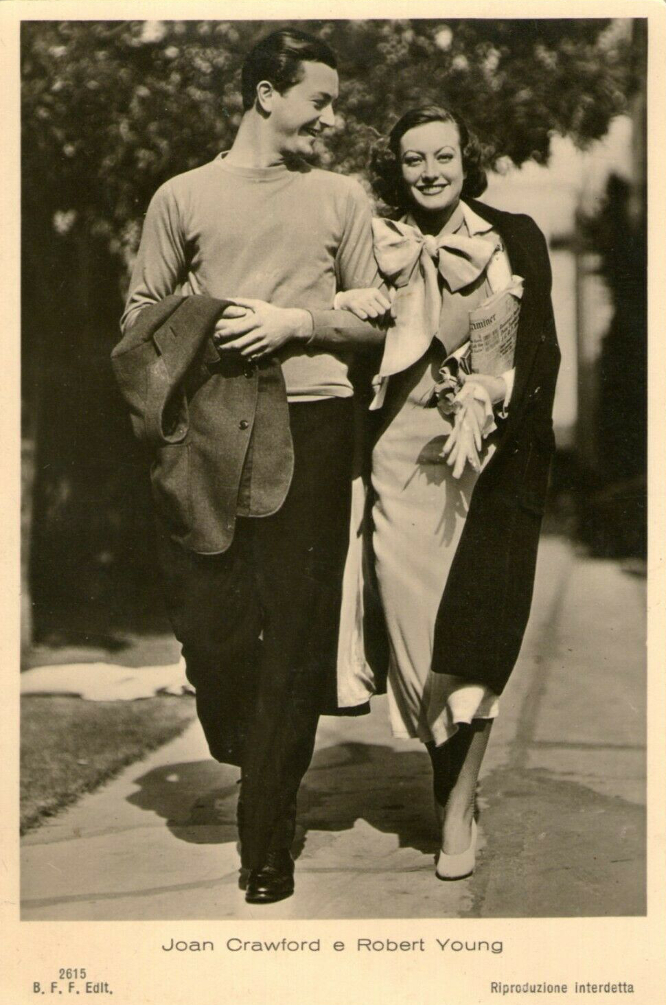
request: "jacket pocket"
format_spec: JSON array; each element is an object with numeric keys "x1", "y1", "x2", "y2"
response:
[{"x1": 150, "y1": 442, "x2": 191, "y2": 539}]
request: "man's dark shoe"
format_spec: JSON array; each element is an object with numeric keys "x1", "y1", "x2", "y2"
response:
[{"x1": 245, "y1": 850, "x2": 295, "y2": 904}]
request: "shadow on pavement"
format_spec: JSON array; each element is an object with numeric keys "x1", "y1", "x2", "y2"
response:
[
  {"x1": 126, "y1": 741, "x2": 440, "y2": 858},
  {"x1": 126, "y1": 743, "x2": 646, "y2": 917}
]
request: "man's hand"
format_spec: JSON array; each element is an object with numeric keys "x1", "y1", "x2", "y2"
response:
[{"x1": 213, "y1": 297, "x2": 313, "y2": 360}]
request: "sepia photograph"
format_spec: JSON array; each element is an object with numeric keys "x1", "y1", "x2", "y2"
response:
[
  {"x1": 3, "y1": 1, "x2": 665, "y2": 1002},
  {"x1": 18, "y1": 8, "x2": 649, "y2": 920}
]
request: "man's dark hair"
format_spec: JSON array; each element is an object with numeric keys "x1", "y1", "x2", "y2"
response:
[
  {"x1": 370, "y1": 104, "x2": 488, "y2": 212},
  {"x1": 241, "y1": 29, "x2": 337, "y2": 111}
]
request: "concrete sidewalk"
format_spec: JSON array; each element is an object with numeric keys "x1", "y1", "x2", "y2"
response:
[{"x1": 21, "y1": 536, "x2": 646, "y2": 920}]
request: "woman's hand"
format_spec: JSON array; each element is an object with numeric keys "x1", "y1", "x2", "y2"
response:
[
  {"x1": 459, "y1": 372, "x2": 507, "y2": 407},
  {"x1": 334, "y1": 287, "x2": 392, "y2": 320}
]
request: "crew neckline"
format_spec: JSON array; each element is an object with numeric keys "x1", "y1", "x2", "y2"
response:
[{"x1": 215, "y1": 151, "x2": 302, "y2": 181}]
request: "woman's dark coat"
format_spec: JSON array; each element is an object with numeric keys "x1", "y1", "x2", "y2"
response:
[{"x1": 363, "y1": 199, "x2": 561, "y2": 697}]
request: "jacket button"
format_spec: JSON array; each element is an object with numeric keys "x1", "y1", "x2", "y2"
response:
[{"x1": 239, "y1": 420, "x2": 249, "y2": 430}]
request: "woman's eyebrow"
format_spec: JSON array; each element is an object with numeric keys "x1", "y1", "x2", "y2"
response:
[{"x1": 402, "y1": 145, "x2": 455, "y2": 156}]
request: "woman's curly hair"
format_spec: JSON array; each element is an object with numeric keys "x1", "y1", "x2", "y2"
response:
[{"x1": 369, "y1": 105, "x2": 487, "y2": 214}]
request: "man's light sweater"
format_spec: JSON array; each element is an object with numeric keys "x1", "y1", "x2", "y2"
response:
[{"x1": 122, "y1": 154, "x2": 381, "y2": 400}]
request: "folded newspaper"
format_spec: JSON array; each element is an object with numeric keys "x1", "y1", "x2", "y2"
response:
[
  {"x1": 468, "y1": 276, "x2": 523, "y2": 376},
  {"x1": 431, "y1": 276, "x2": 523, "y2": 415}
]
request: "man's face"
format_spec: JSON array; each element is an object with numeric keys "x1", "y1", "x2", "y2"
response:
[{"x1": 267, "y1": 61, "x2": 339, "y2": 158}]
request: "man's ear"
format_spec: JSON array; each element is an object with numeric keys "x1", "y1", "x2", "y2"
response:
[{"x1": 256, "y1": 80, "x2": 275, "y2": 114}]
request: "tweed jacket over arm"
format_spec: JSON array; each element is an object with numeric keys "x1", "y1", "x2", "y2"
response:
[{"x1": 111, "y1": 295, "x2": 294, "y2": 554}]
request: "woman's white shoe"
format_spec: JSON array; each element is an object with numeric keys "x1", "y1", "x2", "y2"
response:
[{"x1": 435, "y1": 818, "x2": 477, "y2": 880}]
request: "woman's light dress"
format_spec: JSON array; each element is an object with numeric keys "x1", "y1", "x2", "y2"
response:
[{"x1": 372, "y1": 202, "x2": 511, "y2": 747}]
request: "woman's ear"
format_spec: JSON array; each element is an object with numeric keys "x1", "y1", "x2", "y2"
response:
[{"x1": 255, "y1": 80, "x2": 274, "y2": 114}]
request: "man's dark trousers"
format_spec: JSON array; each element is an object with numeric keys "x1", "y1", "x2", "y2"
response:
[{"x1": 156, "y1": 397, "x2": 354, "y2": 870}]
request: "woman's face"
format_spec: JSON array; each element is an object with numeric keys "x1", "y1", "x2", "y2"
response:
[{"x1": 399, "y1": 120, "x2": 465, "y2": 216}]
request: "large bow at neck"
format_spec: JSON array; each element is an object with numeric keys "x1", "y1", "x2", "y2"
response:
[
  {"x1": 371, "y1": 217, "x2": 497, "y2": 380},
  {"x1": 372, "y1": 217, "x2": 496, "y2": 293}
]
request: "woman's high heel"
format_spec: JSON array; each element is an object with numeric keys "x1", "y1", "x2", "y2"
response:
[{"x1": 435, "y1": 818, "x2": 477, "y2": 881}]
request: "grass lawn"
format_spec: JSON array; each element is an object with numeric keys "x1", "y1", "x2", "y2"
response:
[{"x1": 20, "y1": 694, "x2": 196, "y2": 834}]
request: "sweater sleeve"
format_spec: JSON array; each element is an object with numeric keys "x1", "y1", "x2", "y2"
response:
[
  {"x1": 307, "y1": 180, "x2": 387, "y2": 351},
  {"x1": 120, "y1": 183, "x2": 188, "y2": 334}
]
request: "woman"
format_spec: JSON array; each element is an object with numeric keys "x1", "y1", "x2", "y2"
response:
[{"x1": 337, "y1": 106, "x2": 560, "y2": 879}]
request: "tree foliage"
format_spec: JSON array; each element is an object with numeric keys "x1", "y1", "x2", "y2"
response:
[
  {"x1": 20, "y1": 18, "x2": 643, "y2": 624},
  {"x1": 22, "y1": 18, "x2": 638, "y2": 267}
]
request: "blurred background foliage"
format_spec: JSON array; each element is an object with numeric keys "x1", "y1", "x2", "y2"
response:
[
  {"x1": 23, "y1": 19, "x2": 637, "y2": 267},
  {"x1": 21, "y1": 19, "x2": 645, "y2": 646}
]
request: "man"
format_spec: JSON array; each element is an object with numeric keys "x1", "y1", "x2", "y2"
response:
[{"x1": 116, "y1": 29, "x2": 387, "y2": 904}]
